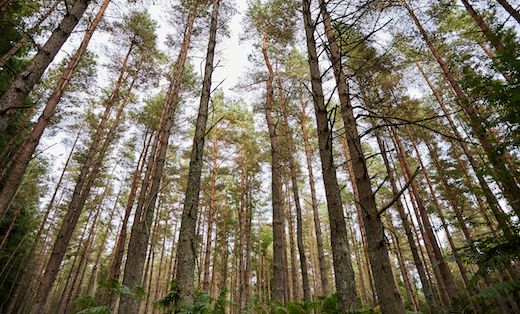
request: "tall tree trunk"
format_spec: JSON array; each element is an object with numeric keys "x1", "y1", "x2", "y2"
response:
[
  {"x1": 319, "y1": 1, "x2": 403, "y2": 311},
  {"x1": 0, "y1": 0, "x2": 92, "y2": 131},
  {"x1": 415, "y1": 63, "x2": 514, "y2": 237},
  {"x1": 5, "y1": 128, "x2": 80, "y2": 313},
  {"x1": 301, "y1": 0, "x2": 360, "y2": 310},
  {"x1": 261, "y1": 33, "x2": 286, "y2": 304},
  {"x1": 299, "y1": 94, "x2": 330, "y2": 296},
  {"x1": 118, "y1": 7, "x2": 197, "y2": 314},
  {"x1": 173, "y1": 0, "x2": 219, "y2": 308},
  {"x1": 390, "y1": 126, "x2": 458, "y2": 305},
  {"x1": 30, "y1": 45, "x2": 132, "y2": 314},
  {"x1": 497, "y1": 0, "x2": 520, "y2": 24},
  {"x1": 374, "y1": 131, "x2": 438, "y2": 312},
  {"x1": 0, "y1": 0, "x2": 61, "y2": 67},
  {"x1": 284, "y1": 181, "x2": 300, "y2": 301},
  {"x1": 202, "y1": 140, "x2": 218, "y2": 291},
  {"x1": 101, "y1": 130, "x2": 151, "y2": 307},
  {"x1": 460, "y1": 0, "x2": 506, "y2": 53},
  {"x1": 278, "y1": 81, "x2": 311, "y2": 301},
  {"x1": 0, "y1": 0, "x2": 110, "y2": 222},
  {"x1": 402, "y1": 0, "x2": 520, "y2": 218}
]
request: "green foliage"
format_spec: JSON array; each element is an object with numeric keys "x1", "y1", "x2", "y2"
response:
[
  {"x1": 245, "y1": 0, "x2": 299, "y2": 45},
  {"x1": 72, "y1": 296, "x2": 110, "y2": 314}
]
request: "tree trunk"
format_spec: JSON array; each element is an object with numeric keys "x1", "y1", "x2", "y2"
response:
[
  {"x1": 460, "y1": 0, "x2": 506, "y2": 53},
  {"x1": 30, "y1": 43, "x2": 132, "y2": 314},
  {"x1": 202, "y1": 140, "x2": 218, "y2": 292},
  {"x1": 299, "y1": 94, "x2": 330, "y2": 296},
  {"x1": 279, "y1": 81, "x2": 311, "y2": 301},
  {"x1": 118, "y1": 7, "x2": 197, "y2": 314},
  {"x1": 0, "y1": 0, "x2": 110, "y2": 222},
  {"x1": 261, "y1": 32, "x2": 286, "y2": 304},
  {"x1": 0, "y1": 0, "x2": 61, "y2": 67},
  {"x1": 319, "y1": 1, "x2": 404, "y2": 311},
  {"x1": 102, "y1": 131, "x2": 151, "y2": 307},
  {"x1": 390, "y1": 126, "x2": 458, "y2": 306},
  {"x1": 0, "y1": 0, "x2": 92, "y2": 131},
  {"x1": 301, "y1": 0, "x2": 361, "y2": 310},
  {"x1": 173, "y1": 0, "x2": 219, "y2": 308},
  {"x1": 402, "y1": 0, "x2": 520, "y2": 218},
  {"x1": 415, "y1": 63, "x2": 514, "y2": 237},
  {"x1": 374, "y1": 131, "x2": 438, "y2": 312},
  {"x1": 5, "y1": 128, "x2": 80, "y2": 313},
  {"x1": 497, "y1": 0, "x2": 520, "y2": 24}
]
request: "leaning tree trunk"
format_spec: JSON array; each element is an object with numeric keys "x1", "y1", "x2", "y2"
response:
[
  {"x1": 497, "y1": 0, "x2": 520, "y2": 24},
  {"x1": 261, "y1": 33, "x2": 286, "y2": 305},
  {"x1": 301, "y1": 0, "x2": 360, "y2": 310},
  {"x1": 319, "y1": 1, "x2": 404, "y2": 311},
  {"x1": 0, "y1": 0, "x2": 61, "y2": 67},
  {"x1": 0, "y1": 0, "x2": 110, "y2": 224},
  {"x1": 401, "y1": 0, "x2": 520, "y2": 218},
  {"x1": 0, "y1": 0, "x2": 91, "y2": 131},
  {"x1": 173, "y1": 0, "x2": 220, "y2": 308},
  {"x1": 374, "y1": 132, "x2": 438, "y2": 312},
  {"x1": 118, "y1": 8, "x2": 197, "y2": 314},
  {"x1": 30, "y1": 44, "x2": 132, "y2": 314}
]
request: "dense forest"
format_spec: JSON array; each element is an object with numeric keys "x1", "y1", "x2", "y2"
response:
[{"x1": 0, "y1": 0, "x2": 519, "y2": 313}]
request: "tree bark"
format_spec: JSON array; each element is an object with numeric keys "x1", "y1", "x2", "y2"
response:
[
  {"x1": 278, "y1": 80, "x2": 311, "y2": 301},
  {"x1": 402, "y1": 0, "x2": 520, "y2": 218},
  {"x1": 497, "y1": 0, "x2": 520, "y2": 24},
  {"x1": 390, "y1": 126, "x2": 458, "y2": 305},
  {"x1": 0, "y1": 0, "x2": 109, "y2": 223},
  {"x1": 173, "y1": 0, "x2": 219, "y2": 308},
  {"x1": 202, "y1": 140, "x2": 218, "y2": 292},
  {"x1": 299, "y1": 94, "x2": 330, "y2": 296},
  {"x1": 374, "y1": 132, "x2": 438, "y2": 312},
  {"x1": 0, "y1": 0, "x2": 92, "y2": 131},
  {"x1": 261, "y1": 32, "x2": 286, "y2": 305},
  {"x1": 118, "y1": 8, "x2": 197, "y2": 314},
  {"x1": 319, "y1": 1, "x2": 404, "y2": 311},
  {"x1": 301, "y1": 0, "x2": 361, "y2": 310},
  {"x1": 0, "y1": 0, "x2": 61, "y2": 67}
]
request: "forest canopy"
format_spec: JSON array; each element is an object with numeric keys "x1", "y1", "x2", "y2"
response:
[{"x1": 0, "y1": 0, "x2": 519, "y2": 313}]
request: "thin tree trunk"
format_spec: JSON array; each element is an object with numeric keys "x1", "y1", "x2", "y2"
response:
[
  {"x1": 102, "y1": 131, "x2": 151, "y2": 307},
  {"x1": 497, "y1": 0, "x2": 520, "y2": 24},
  {"x1": 0, "y1": 0, "x2": 61, "y2": 67},
  {"x1": 402, "y1": 0, "x2": 520, "y2": 218},
  {"x1": 118, "y1": 8, "x2": 197, "y2": 314},
  {"x1": 173, "y1": 1, "x2": 219, "y2": 307},
  {"x1": 299, "y1": 94, "x2": 330, "y2": 296},
  {"x1": 391, "y1": 126, "x2": 458, "y2": 305},
  {"x1": 301, "y1": 0, "x2": 360, "y2": 310},
  {"x1": 0, "y1": 0, "x2": 92, "y2": 131},
  {"x1": 202, "y1": 140, "x2": 218, "y2": 291},
  {"x1": 375, "y1": 133, "x2": 438, "y2": 312},
  {"x1": 30, "y1": 44, "x2": 133, "y2": 314},
  {"x1": 284, "y1": 181, "x2": 300, "y2": 301},
  {"x1": 278, "y1": 81, "x2": 311, "y2": 301},
  {"x1": 5, "y1": 128, "x2": 81, "y2": 313}
]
